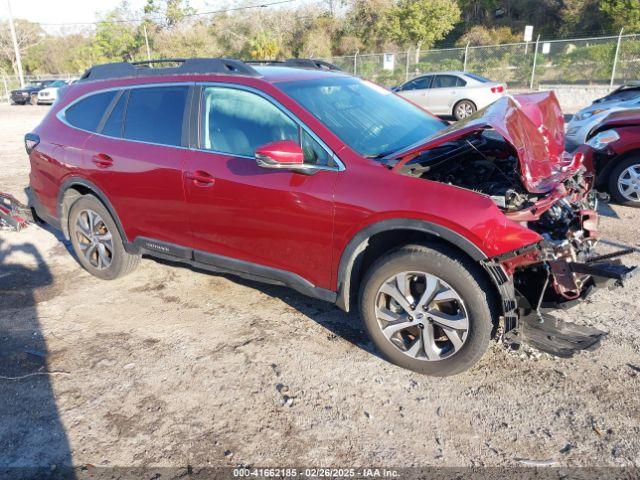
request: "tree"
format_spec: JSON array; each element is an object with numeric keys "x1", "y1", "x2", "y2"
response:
[
  {"x1": 247, "y1": 31, "x2": 281, "y2": 59},
  {"x1": 0, "y1": 19, "x2": 44, "y2": 76},
  {"x1": 385, "y1": 0, "x2": 461, "y2": 61},
  {"x1": 344, "y1": 0, "x2": 394, "y2": 52},
  {"x1": 600, "y1": 0, "x2": 640, "y2": 32},
  {"x1": 91, "y1": 10, "x2": 140, "y2": 62}
]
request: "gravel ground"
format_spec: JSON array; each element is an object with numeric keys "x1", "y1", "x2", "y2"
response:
[{"x1": 1, "y1": 103, "x2": 639, "y2": 471}]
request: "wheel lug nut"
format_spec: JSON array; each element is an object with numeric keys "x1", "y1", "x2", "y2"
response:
[
  {"x1": 410, "y1": 304, "x2": 416, "y2": 310},
  {"x1": 408, "y1": 316, "x2": 413, "y2": 321},
  {"x1": 418, "y1": 323, "x2": 424, "y2": 329}
]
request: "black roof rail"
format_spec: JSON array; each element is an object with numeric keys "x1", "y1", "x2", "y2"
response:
[
  {"x1": 78, "y1": 58, "x2": 259, "y2": 82},
  {"x1": 246, "y1": 58, "x2": 342, "y2": 72}
]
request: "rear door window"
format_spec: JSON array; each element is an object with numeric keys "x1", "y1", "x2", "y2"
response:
[
  {"x1": 64, "y1": 91, "x2": 117, "y2": 132},
  {"x1": 123, "y1": 86, "x2": 188, "y2": 146}
]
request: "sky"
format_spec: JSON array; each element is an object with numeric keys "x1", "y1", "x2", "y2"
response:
[{"x1": 0, "y1": 0, "x2": 305, "y2": 34}]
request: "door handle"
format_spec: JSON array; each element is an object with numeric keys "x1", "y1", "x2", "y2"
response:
[
  {"x1": 92, "y1": 153, "x2": 113, "y2": 168},
  {"x1": 185, "y1": 170, "x2": 215, "y2": 187}
]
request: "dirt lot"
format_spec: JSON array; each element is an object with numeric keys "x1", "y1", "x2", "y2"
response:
[{"x1": 1, "y1": 103, "x2": 640, "y2": 471}]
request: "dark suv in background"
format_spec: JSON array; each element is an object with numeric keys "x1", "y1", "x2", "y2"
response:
[
  {"x1": 11, "y1": 79, "x2": 57, "y2": 105},
  {"x1": 25, "y1": 58, "x2": 634, "y2": 376}
]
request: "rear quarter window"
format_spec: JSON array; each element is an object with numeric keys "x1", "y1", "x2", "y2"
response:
[{"x1": 64, "y1": 91, "x2": 117, "y2": 132}]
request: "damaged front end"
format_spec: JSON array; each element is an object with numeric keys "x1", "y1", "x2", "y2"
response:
[{"x1": 388, "y1": 92, "x2": 637, "y2": 357}]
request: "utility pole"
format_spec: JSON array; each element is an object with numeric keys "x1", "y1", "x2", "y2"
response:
[
  {"x1": 6, "y1": 0, "x2": 24, "y2": 88},
  {"x1": 529, "y1": 34, "x2": 540, "y2": 90},
  {"x1": 611, "y1": 27, "x2": 624, "y2": 87},
  {"x1": 143, "y1": 24, "x2": 151, "y2": 61}
]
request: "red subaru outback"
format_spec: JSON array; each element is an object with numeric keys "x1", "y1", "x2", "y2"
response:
[{"x1": 26, "y1": 58, "x2": 635, "y2": 376}]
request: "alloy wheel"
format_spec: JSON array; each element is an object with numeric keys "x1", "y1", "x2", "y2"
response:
[
  {"x1": 455, "y1": 102, "x2": 474, "y2": 119},
  {"x1": 74, "y1": 209, "x2": 114, "y2": 270},
  {"x1": 374, "y1": 271, "x2": 469, "y2": 362},
  {"x1": 617, "y1": 164, "x2": 640, "y2": 202}
]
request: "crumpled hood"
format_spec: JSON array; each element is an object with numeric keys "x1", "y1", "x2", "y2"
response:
[{"x1": 390, "y1": 92, "x2": 578, "y2": 194}]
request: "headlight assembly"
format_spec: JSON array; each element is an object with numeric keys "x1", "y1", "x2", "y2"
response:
[{"x1": 587, "y1": 130, "x2": 620, "y2": 150}]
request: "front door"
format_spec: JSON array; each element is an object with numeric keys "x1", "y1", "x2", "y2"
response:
[
  {"x1": 182, "y1": 85, "x2": 339, "y2": 289},
  {"x1": 399, "y1": 75, "x2": 432, "y2": 109}
]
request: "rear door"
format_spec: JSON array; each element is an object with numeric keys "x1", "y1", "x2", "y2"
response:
[
  {"x1": 398, "y1": 75, "x2": 432, "y2": 108},
  {"x1": 428, "y1": 75, "x2": 465, "y2": 114},
  {"x1": 181, "y1": 84, "x2": 339, "y2": 289},
  {"x1": 80, "y1": 85, "x2": 192, "y2": 246}
]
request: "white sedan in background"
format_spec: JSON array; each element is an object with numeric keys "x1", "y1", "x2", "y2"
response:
[
  {"x1": 394, "y1": 71, "x2": 507, "y2": 120},
  {"x1": 37, "y1": 79, "x2": 72, "y2": 105}
]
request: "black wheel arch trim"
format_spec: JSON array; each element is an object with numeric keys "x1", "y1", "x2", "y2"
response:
[
  {"x1": 335, "y1": 218, "x2": 488, "y2": 312},
  {"x1": 57, "y1": 177, "x2": 139, "y2": 254}
]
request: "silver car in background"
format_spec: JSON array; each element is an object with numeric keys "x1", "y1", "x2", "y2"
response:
[
  {"x1": 565, "y1": 81, "x2": 640, "y2": 151},
  {"x1": 394, "y1": 71, "x2": 507, "y2": 120}
]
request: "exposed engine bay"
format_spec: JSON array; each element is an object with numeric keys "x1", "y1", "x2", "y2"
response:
[{"x1": 396, "y1": 130, "x2": 534, "y2": 211}]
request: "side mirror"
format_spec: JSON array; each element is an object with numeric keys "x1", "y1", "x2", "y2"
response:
[{"x1": 255, "y1": 140, "x2": 308, "y2": 172}]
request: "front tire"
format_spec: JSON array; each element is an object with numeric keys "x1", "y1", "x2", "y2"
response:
[
  {"x1": 68, "y1": 195, "x2": 140, "y2": 280},
  {"x1": 609, "y1": 156, "x2": 640, "y2": 207},
  {"x1": 359, "y1": 244, "x2": 494, "y2": 376},
  {"x1": 453, "y1": 100, "x2": 476, "y2": 120}
]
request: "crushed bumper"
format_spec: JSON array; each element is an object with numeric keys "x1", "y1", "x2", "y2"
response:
[
  {"x1": 486, "y1": 240, "x2": 637, "y2": 357},
  {"x1": 0, "y1": 193, "x2": 33, "y2": 231}
]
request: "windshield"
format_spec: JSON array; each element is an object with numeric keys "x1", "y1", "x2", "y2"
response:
[
  {"x1": 50, "y1": 80, "x2": 66, "y2": 87},
  {"x1": 278, "y1": 76, "x2": 445, "y2": 157}
]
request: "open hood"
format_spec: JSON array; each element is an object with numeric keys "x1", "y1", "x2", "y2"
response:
[{"x1": 389, "y1": 92, "x2": 575, "y2": 194}]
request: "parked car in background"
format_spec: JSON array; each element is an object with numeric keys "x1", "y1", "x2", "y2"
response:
[
  {"x1": 566, "y1": 81, "x2": 640, "y2": 151},
  {"x1": 585, "y1": 109, "x2": 640, "y2": 207},
  {"x1": 10, "y1": 80, "x2": 57, "y2": 105},
  {"x1": 393, "y1": 71, "x2": 506, "y2": 120},
  {"x1": 25, "y1": 58, "x2": 634, "y2": 376},
  {"x1": 37, "y1": 79, "x2": 72, "y2": 105}
]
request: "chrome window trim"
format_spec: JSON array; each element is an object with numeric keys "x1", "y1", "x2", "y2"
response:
[
  {"x1": 57, "y1": 81, "x2": 345, "y2": 172},
  {"x1": 56, "y1": 82, "x2": 193, "y2": 149}
]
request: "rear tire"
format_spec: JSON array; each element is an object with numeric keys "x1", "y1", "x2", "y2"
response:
[
  {"x1": 68, "y1": 195, "x2": 140, "y2": 280},
  {"x1": 453, "y1": 100, "x2": 476, "y2": 120},
  {"x1": 608, "y1": 156, "x2": 640, "y2": 207},
  {"x1": 359, "y1": 244, "x2": 494, "y2": 376}
]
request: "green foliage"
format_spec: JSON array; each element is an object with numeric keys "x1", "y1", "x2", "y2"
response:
[
  {"x1": 456, "y1": 26, "x2": 520, "y2": 46},
  {"x1": 247, "y1": 31, "x2": 281, "y2": 59},
  {"x1": 599, "y1": 0, "x2": 640, "y2": 32},
  {"x1": 385, "y1": 0, "x2": 461, "y2": 49},
  {"x1": 91, "y1": 6, "x2": 140, "y2": 62}
]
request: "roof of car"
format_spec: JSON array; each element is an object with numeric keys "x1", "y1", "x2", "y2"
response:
[
  {"x1": 254, "y1": 66, "x2": 348, "y2": 83},
  {"x1": 77, "y1": 58, "x2": 346, "y2": 85}
]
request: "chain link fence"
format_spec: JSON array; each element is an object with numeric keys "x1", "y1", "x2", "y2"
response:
[
  {"x1": 324, "y1": 32, "x2": 640, "y2": 89},
  {"x1": 1, "y1": 33, "x2": 638, "y2": 103}
]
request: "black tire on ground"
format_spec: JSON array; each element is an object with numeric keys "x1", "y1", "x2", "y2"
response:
[
  {"x1": 67, "y1": 194, "x2": 140, "y2": 280},
  {"x1": 453, "y1": 99, "x2": 476, "y2": 120},
  {"x1": 359, "y1": 243, "x2": 495, "y2": 376},
  {"x1": 608, "y1": 156, "x2": 640, "y2": 207}
]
